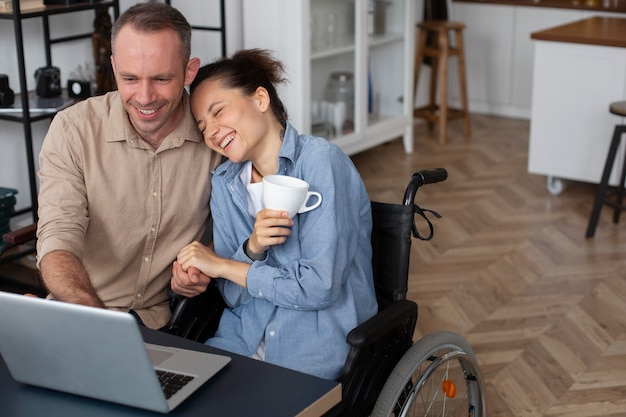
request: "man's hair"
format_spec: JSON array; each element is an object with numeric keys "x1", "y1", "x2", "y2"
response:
[{"x1": 111, "y1": 1, "x2": 192, "y2": 63}]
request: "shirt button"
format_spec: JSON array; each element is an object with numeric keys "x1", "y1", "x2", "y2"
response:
[
  {"x1": 152, "y1": 191, "x2": 158, "y2": 197},
  {"x1": 136, "y1": 293, "x2": 142, "y2": 298},
  {"x1": 269, "y1": 331, "x2": 276, "y2": 337},
  {"x1": 294, "y1": 305, "x2": 299, "y2": 309},
  {"x1": 258, "y1": 290, "x2": 263, "y2": 297},
  {"x1": 151, "y1": 226, "x2": 156, "y2": 233},
  {"x1": 144, "y1": 256, "x2": 151, "y2": 263}
]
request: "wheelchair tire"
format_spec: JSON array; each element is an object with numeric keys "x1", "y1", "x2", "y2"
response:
[{"x1": 371, "y1": 331, "x2": 486, "y2": 417}]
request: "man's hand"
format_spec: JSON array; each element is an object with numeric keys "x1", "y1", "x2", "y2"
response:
[{"x1": 171, "y1": 261, "x2": 211, "y2": 298}]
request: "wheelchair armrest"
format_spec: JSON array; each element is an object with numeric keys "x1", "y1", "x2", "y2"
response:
[
  {"x1": 160, "y1": 284, "x2": 226, "y2": 342},
  {"x1": 346, "y1": 299, "x2": 417, "y2": 348},
  {"x1": 164, "y1": 290, "x2": 189, "y2": 329}
]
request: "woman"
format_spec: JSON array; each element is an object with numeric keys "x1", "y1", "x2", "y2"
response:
[{"x1": 174, "y1": 49, "x2": 377, "y2": 380}]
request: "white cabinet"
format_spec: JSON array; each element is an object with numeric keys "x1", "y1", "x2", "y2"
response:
[
  {"x1": 528, "y1": 40, "x2": 626, "y2": 189},
  {"x1": 242, "y1": 0, "x2": 416, "y2": 155}
]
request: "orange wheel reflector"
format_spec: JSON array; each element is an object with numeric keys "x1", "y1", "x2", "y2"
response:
[{"x1": 442, "y1": 379, "x2": 456, "y2": 398}]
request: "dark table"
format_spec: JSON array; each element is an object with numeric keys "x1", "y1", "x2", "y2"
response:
[{"x1": 0, "y1": 327, "x2": 341, "y2": 417}]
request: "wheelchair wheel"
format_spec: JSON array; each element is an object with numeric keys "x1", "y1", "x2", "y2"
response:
[{"x1": 371, "y1": 331, "x2": 486, "y2": 417}]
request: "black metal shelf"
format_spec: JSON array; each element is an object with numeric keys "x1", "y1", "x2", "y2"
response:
[
  {"x1": 0, "y1": 0, "x2": 120, "y2": 222},
  {"x1": 0, "y1": 1, "x2": 118, "y2": 19},
  {"x1": 166, "y1": 0, "x2": 227, "y2": 57}
]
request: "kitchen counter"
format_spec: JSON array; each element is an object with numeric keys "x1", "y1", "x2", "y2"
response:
[
  {"x1": 527, "y1": 16, "x2": 626, "y2": 193},
  {"x1": 455, "y1": 0, "x2": 626, "y2": 13},
  {"x1": 531, "y1": 16, "x2": 626, "y2": 47}
]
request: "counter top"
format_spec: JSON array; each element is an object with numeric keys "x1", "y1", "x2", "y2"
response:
[
  {"x1": 455, "y1": 0, "x2": 626, "y2": 13},
  {"x1": 531, "y1": 16, "x2": 626, "y2": 47}
]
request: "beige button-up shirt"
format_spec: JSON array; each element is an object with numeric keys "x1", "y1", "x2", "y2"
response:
[{"x1": 37, "y1": 91, "x2": 219, "y2": 329}]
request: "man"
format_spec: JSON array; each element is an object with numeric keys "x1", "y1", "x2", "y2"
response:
[{"x1": 36, "y1": 1, "x2": 220, "y2": 329}]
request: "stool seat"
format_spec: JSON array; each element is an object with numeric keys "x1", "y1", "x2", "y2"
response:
[
  {"x1": 610, "y1": 101, "x2": 626, "y2": 116},
  {"x1": 585, "y1": 100, "x2": 626, "y2": 237},
  {"x1": 413, "y1": 20, "x2": 470, "y2": 144}
]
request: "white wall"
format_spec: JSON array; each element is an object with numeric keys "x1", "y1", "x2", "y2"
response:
[{"x1": 0, "y1": 0, "x2": 243, "y2": 224}]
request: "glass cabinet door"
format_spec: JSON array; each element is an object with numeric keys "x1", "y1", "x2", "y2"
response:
[
  {"x1": 365, "y1": 0, "x2": 407, "y2": 127},
  {"x1": 310, "y1": 0, "x2": 357, "y2": 140},
  {"x1": 309, "y1": 0, "x2": 409, "y2": 145}
]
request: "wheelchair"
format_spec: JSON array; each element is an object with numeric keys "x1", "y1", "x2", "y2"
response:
[{"x1": 162, "y1": 168, "x2": 487, "y2": 417}]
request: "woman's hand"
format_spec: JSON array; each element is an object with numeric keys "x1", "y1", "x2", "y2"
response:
[
  {"x1": 247, "y1": 209, "x2": 293, "y2": 254},
  {"x1": 176, "y1": 241, "x2": 222, "y2": 277}
]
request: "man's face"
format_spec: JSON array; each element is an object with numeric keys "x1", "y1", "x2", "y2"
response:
[{"x1": 111, "y1": 26, "x2": 198, "y2": 145}]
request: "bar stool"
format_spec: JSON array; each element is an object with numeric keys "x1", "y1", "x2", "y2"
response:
[
  {"x1": 585, "y1": 101, "x2": 626, "y2": 238},
  {"x1": 413, "y1": 20, "x2": 470, "y2": 144}
]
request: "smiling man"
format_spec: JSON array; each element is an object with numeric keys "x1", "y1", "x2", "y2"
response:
[{"x1": 36, "y1": 1, "x2": 221, "y2": 329}]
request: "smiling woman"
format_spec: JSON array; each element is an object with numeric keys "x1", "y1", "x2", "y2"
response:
[{"x1": 171, "y1": 49, "x2": 378, "y2": 380}]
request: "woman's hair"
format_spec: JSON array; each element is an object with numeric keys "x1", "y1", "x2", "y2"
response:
[
  {"x1": 190, "y1": 49, "x2": 289, "y2": 124},
  {"x1": 111, "y1": 1, "x2": 192, "y2": 64}
]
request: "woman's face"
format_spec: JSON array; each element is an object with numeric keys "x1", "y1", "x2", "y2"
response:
[{"x1": 191, "y1": 78, "x2": 270, "y2": 163}]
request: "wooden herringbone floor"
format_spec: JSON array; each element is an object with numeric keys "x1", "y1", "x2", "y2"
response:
[{"x1": 351, "y1": 115, "x2": 626, "y2": 417}]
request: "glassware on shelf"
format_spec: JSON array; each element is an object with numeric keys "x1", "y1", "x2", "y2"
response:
[
  {"x1": 368, "y1": 0, "x2": 391, "y2": 35},
  {"x1": 324, "y1": 71, "x2": 354, "y2": 135}
]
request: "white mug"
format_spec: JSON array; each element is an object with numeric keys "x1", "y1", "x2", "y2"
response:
[{"x1": 262, "y1": 175, "x2": 323, "y2": 218}]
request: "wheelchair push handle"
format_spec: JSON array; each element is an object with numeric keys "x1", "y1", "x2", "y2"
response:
[{"x1": 403, "y1": 168, "x2": 447, "y2": 206}]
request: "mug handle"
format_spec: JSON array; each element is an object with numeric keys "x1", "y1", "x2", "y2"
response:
[{"x1": 298, "y1": 191, "x2": 322, "y2": 214}]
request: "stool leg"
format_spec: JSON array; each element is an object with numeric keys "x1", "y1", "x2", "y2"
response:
[
  {"x1": 437, "y1": 29, "x2": 448, "y2": 145},
  {"x1": 613, "y1": 136, "x2": 626, "y2": 224},
  {"x1": 586, "y1": 125, "x2": 625, "y2": 238},
  {"x1": 455, "y1": 28, "x2": 471, "y2": 139},
  {"x1": 428, "y1": 58, "x2": 438, "y2": 132}
]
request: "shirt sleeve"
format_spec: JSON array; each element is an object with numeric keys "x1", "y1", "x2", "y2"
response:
[{"x1": 36, "y1": 112, "x2": 89, "y2": 266}]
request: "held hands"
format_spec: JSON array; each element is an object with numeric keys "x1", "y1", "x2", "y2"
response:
[
  {"x1": 247, "y1": 209, "x2": 293, "y2": 254},
  {"x1": 172, "y1": 210, "x2": 292, "y2": 294},
  {"x1": 171, "y1": 259, "x2": 212, "y2": 298}
]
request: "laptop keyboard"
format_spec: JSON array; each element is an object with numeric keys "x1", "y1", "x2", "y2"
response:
[{"x1": 155, "y1": 370, "x2": 195, "y2": 399}]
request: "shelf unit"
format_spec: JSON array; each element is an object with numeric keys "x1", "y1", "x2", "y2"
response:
[
  {"x1": 241, "y1": 0, "x2": 416, "y2": 156},
  {"x1": 0, "y1": 0, "x2": 120, "y2": 222}
]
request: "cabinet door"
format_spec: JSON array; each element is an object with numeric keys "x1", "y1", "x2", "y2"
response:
[
  {"x1": 365, "y1": 0, "x2": 411, "y2": 127},
  {"x1": 310, "y1": 0, "x2": 414, "y2": 152},
  {"x1": 310, "y1": 0, "x2": 357, "y2": 139}
]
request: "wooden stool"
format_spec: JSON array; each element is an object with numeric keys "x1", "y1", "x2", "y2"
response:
[
  {"x1": 585, "y1": 101, "x2": 626, "y2": 238},
  {"x1": 413, "y1": 20, "x2": 470, "y2": 144}
]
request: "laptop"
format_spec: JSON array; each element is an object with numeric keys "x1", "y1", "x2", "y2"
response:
[{"x1": 0, "y1": 291, "x2": 231, "y2": 413}]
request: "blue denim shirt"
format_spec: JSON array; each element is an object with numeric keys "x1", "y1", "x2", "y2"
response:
[{"x1": 205, "y1": 122, "x2": 377, "y2": 379}]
